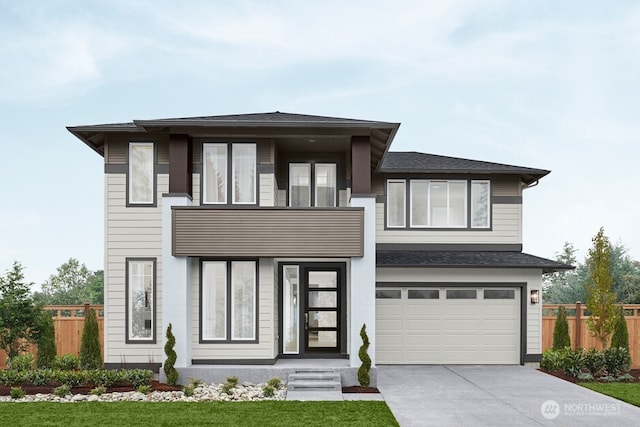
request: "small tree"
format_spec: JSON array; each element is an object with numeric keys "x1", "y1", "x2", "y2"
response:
[
  {"x1": 610, "y1": 306, "x2": 629, "y2": 353},
  {"x1": 36, "y1": 311, "x2": 57, "y2": 368},
  {"x1": 357, "y1": 323, "x2": 371, "y2": 388},
  {"x1": 552, "y1": 306, "x2": 571, "y2": 350},
  {"x1": 0, "y1": 262, "x2": 43, "y2": 366},
  {"x1": 80, "y1": 307, "x2": 102, "y2": 369},
  {"x1": 585, "y1": 228, "x2": 616, "y2": 348},
  {"x1": 164, "y1": 323, "x2": 178, "y2": 386}
]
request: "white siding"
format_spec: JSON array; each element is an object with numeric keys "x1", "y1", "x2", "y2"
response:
[
  {"x1": 105, "y1": 173, "x2": 166, "y2": 365},
  {"x1": 376, "y1": 203, "x2": 522, "y2": 245},
  {"x1": 192, "y1": 173, "x2": 200, "y2": 206},
  {"x1": 259, "y1": 173, "x2": 275, "y2": 207},
  {"x1": 191, "y1": 258, "x2": 276, "y2": 360}
]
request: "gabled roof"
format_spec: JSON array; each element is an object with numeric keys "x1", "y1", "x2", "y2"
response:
[
  {"x1": 68, "y1": 111, "x2": 400, "y2": 168},
  {"x1": 377, "y1": 250, "x2": 573, "y2": 274},
  {"x1": 380, "y1": 152, "x2": 549, "y2": 185}
]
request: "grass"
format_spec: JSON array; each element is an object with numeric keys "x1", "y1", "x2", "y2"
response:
[
  {"x1": 579, "y1": 382, "x2": 640, "y2": 407},
  {"x1": 0, "y1": 401, "x2": 398, "y2": 426}
]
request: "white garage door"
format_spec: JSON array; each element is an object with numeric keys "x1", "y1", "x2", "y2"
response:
[{"x1": 376, "y1": 287, "x2": 520, "y2": 364}]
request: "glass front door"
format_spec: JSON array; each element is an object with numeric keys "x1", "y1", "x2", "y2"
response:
[{"x1": 281, "y1": 263, "x2": 344, "y2": 355}]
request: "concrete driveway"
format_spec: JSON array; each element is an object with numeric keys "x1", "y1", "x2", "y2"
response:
[{"x1": 377, "y1": 365, "x2": 640, "y2": 426}]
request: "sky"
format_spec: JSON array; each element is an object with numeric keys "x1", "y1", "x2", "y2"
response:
[{"x1": 1, "y1": 0, "x2": 639, "y2": 288}]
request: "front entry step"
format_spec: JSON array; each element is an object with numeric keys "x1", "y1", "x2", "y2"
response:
[{"x1": 286, "y1": 370, "x2": 343, "y2": 401}]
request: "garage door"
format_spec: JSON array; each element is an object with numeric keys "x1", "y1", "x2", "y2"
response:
[{"x1": 376, "y1": 287, "x2": 520, "y2": 364}]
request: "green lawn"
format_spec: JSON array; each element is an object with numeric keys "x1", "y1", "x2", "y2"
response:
[
  {"x1": 579, "y1": 382, "x2": 640, "y2": 407},
  {"x1": 0, "y1": 401, "x2": 398, "y2": 427}
]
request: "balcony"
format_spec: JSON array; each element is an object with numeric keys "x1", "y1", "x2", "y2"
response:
[{"x1": 172, "y1": 207, "x2": 364, "y2": 257}]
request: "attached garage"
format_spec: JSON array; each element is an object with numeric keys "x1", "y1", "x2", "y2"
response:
[{"x1": 376, "y1": 286, "x2": 523, "y2": 364}]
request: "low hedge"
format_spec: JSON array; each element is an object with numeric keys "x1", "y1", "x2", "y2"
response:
[
  {"x1": 0, "y1": 368, "x2": 153, "y2": 388},
  {"x1": 541, "y1": 347, "x2": 631, "y2": 379}
]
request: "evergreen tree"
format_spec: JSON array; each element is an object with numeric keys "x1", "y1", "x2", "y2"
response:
[
  {"x1": 36, "y1": 311, "x2": 57, "y2": 368},
  {"x1": 585, "y1": 228, "x2": 617, "y2": 348},
  {"x1": 80, "y1": 307, "x2": 102, "y2": 369},
  {"x1": 552, "y1": 306, "x2": 571, "y2": 350},
  {"x1": 610, "y1": 306, "x2": 630, "y2": 353},
  {"x1": 164, "y1": 324, "x2": 178, "y2": 386},
  {"x1": 357, "y1": 324, "x2": 371, "y2": 388}
]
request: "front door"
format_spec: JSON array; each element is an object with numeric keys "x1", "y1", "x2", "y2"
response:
[{"x1": 281, "y1": 263, "x2": 345, "y2": 356}]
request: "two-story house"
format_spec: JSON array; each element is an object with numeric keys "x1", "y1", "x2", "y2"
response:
[{"x1": 68, "y1": 112, "x2": 569, "y2": 381}]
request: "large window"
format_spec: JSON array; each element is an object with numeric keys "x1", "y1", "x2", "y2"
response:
[
  {"x1": 388, "y1": 179, "x2": 490, "y2": 229},
  {"x1": 128, "y1": 142, "x2": 154, "y2": 205},
  {"x1": 203, "y1": 143, "x2": 256, "y2": 205},
  {"x1": 288, "y1": 163, "x2": 337, "y2": 207},
  {"x1": 201, "y1": 260, "x2": 257, "y2": 342},
  {"x1": 126, "y1": 258, "x2": 155, "y2": 343}
]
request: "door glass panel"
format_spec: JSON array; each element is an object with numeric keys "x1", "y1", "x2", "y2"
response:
[
  {"x1": 308, "y1": 271, "x2": 337, "y2": 288},
  {"x1": 376, "y1": 289, "x2": 401, "y2": 299},
  {"x1": 446, "y1": 289, "x2": 477, "y2": 299},
  {"x1": 308, "y1": 331, "x2": 337, "y2": 348},
  {"x1": 308, "y1": 291, "x2": 337, "y2": 308},
  {"x1": 408, "y1": 289, "x2": 439, "y2": 299},
  {"x1": 308, "y1": 311, "x2": 337, "y2": 328},
  {"x1": 283, "y1": 266, "x2": 299, "y2": 354}
]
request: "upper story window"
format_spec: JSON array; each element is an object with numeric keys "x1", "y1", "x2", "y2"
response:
[
  {"x1": 203, "y1": 143, "x2": 256, "y2": 205},
  {"x1": 128, "y1": 142, "x2": 155, "y2": 205},
  {"x1": 386, "y1": 179, "x2": 491, "y2": 229},
  {"x1": 288, "y1": 162, "x2": 337, "y2": 207}
]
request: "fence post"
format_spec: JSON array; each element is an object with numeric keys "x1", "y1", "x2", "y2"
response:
[{"x1": 575, "y1": 301, "x2": 582, "y2": 349}]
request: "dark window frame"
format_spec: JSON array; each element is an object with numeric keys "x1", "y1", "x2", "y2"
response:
[
  {"x1": 287, "y1": 161, "x2": 338, "y2": 207},
  {"x1": 125, "y1": 257, "x2": 157, "y2": 344},
  {"x1": 201, "y1": 142, "x2": 258, "y2": 207}
]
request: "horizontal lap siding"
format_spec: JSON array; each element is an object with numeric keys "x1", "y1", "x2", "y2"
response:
[
  {"x1": 105, "y1": 173, "x2": 165, "y2": 364},
  {"x1": 376, "y1": 203, "x2": 522, "y2": 244},
  {"x1": 173, "y1": 209, "x2": 364, "y2": 257},
  {"x1": 492, "y1": 177, "x2": 521, "y2": 196},
  {"x1": 191, "y1": 258, "x2": 276, "y2": 360}
]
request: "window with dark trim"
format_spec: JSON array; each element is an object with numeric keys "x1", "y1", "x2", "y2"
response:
[
  {"x1": 288, "y1": 162, "x2": 337, "y2": 207},
  {"x1": 376, "y1": 289, "x2": 401, "y2": 299},
  {"x1": 200, "y1": 260, "x2": 258, "y2": 343},
  {"x1": 386, "y1": 178, "x2": 491, "y2": 229},
  {"x1": 408, "y1": 289, "x2": 440, "y2": 299},
  {"x1": 128, "y1": 142, "x2": 155, "y2": 206},
  {"x1": 202, "y1": 143, "x2": 256, "y2": 205},
  {"x1": 125, "y1": 258, "x2": 156, "y2": 343}
]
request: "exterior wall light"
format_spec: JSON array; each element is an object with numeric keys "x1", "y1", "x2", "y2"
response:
[{"x1": 530, "y1": 289, "x2": 540, "y2": 305}]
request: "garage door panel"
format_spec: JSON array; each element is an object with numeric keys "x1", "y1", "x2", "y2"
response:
[{"x1": 376, "y1": 286, "x2": 520, "y2": 365}]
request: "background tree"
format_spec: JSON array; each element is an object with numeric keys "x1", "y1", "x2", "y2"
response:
[
  {"x1": 0, "y1": 262, "x2": 43, "y2": 365},
  {"x1": 36, "y1": 310, "x2": 57, "y2": 368},
  {"x1": 552, "y1": 306, "x2": 571, "y2": 350},
  {"x1": 34, "y1": 259, "x2": 103, "y2": 305},
  {"x1": 80, "y1": 307, "x2": 102, "y2": 369},
  {"x1": 610, "y1": 306, "x2": 629, "y2": 353},
  {"x1": 543, "y1": 242, "x2": 583, "y2": 303},
  {"x1": 585, "y1": 228, "x2": 616, "y2": 348}
]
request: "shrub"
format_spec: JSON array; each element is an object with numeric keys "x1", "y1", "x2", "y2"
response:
[
  {"x1": 189, "y1": 377, "x2": 203, "y2": 387},
  {"x1": 54, "y1": 354, "x2": 80, "y2": 371},
  {"x1": 540, "y1": 349, "x2": 562, "y2": 372},
  {"x1": 221, "y1": 383, "x2": 233, "y2": 395},
  {"x1": 126, "y1": 369, "x2": 153, "y2": 388},
  {"x1": 577, "y1": 372, "x2": 593, "y2": 381},
  {"x1": 36, "y1": 311, "x2": 57, "y2": 369},
  {"x1": 603, "y1": 347, "x2": 631, "y2": 376},
  {"x1": 262, "y1": 385, "x2": 275, "y2": 397},
  {"x1": 552, "y1": 306, "x2": 571, "y2": 350},
  {"x1": 267, "y1": 377, "x2": 282, "y2": 389},
  {"x1": 53, "y1": 384, "x2": 71, "y2": 397},
  {"x1": 226, "y1": 376, "x2": 239, "y2": 387},
  {"x1": 610, "y1": 306, "x2": 629, "y2": 354},
  {"x1": 10, "y1": 387, "x2": 25, "y2": 399},
  {"x1": 10, "y1": 354, "x2": 34, "y2": 371},
  {"x1": 182, "y1": 384, "x2": 194, "y2": 397},
  {"x1": 90, "y1": 386, "x2": 107, "y2": 396},
  {"x1": 618, "y1": 373, "x2": 634, "y2": 382},
  {"x1": 138, "y1": 384, "x2": 152, "y2": 394},
  {"x1": 80, "y1": 308, "x2": 102, "y2": 370},
  {"x1": 561, "y1": 348, "x2": 585, "y2": 377},
  {"x1": 24, "y1": 368, "x2": 52, "y2": 386},
  {"x1": 583, "y1": 348, "x2": 605, "y2": 377},
  {"x1": 358, "y1": 323, "x2": 371, "y2": 388},
  {"x1": 164, "y1": 324, "x2": 178, "y2": 386}
]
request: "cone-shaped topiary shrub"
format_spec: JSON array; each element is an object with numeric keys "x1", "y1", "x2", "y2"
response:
[
  {"x1": 36, "y1": 310, "x2": 57, "y2": 369},
  {"x1": 358, "y1": 323, "x2": 371, "y2": 387},
  {"x1": 611, "y1": 306, "x2": 629, "y2": 353},
  {"x1": 164, "y1": 323, "x2": 178, "y2": 386},
  {"x1": 80, "y1": 307, "x2": 102, "y2": 370},
  {"x1": 552, "y1": 306, "x2": 571, "y2": 350}
]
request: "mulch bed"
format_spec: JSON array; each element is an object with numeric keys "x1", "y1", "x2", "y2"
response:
[
  {"x1": 540, "y1": 368, "x2": 640, "y2": 384},
  {"x1": 0, "y1": 380, "x2": 182, "y2": 396},
  {"x1": 342, "y1": 386, "x2": 380, "y2": 393}
]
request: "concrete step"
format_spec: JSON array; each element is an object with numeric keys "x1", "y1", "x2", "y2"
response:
[{"x1": 288, "y1": 371, "x2": 342, "y2": 392}]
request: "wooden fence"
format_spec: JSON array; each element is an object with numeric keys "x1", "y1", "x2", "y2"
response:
[
  {"x1": 542, "y1": 303, "x2": 640, "y2": 368},
  {"x1": 0, "y1": 305, "x2": 104, "y2": 369}
]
